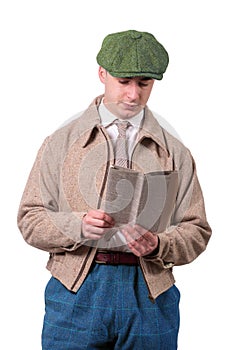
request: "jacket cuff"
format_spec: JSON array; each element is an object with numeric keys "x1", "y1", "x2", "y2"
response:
[{"x1": 60, "y1": 211, "x2": 89, "y2": 251}]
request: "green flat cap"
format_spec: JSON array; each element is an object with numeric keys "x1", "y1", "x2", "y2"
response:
[{"x1": 96, "y1": 30, "x2": 169, "y2": 80}]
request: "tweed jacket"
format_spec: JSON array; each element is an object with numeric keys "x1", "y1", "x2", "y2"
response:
[{"x1": 17, "y1": 95, "x2": 211, "y2": 300}]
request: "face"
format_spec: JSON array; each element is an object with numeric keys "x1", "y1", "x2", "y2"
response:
[{"x1": 98, "y1": 67, "x2": 154, "y2": 119}]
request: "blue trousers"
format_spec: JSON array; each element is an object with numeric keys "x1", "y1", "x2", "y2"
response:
[{"x1": 42, "y1": 263, "x2": 180, "y2": 349}]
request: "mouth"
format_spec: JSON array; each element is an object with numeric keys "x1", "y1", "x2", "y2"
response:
[{"x1": 121, "y1": 102, "x2": 139, "y2": 109}]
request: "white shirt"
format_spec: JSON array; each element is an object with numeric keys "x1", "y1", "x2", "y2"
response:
[
  {"x1": 98, "y1": 101, "x2": 144, "y2": 161},
  {"x1": 98, "y1": 100, "x2": 144, "y2": 251}
]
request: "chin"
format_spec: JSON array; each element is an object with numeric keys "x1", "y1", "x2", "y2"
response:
[
  {"x1": 119, "y1": 111, "x2": 136, "y2": 119},
  {"x1": 116, "y1": 103, "x2": 141, "y2": 119}
]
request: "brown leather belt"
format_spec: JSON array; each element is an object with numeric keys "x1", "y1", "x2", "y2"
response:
[{"x1": 95, "y1": 251, "x2": 139, "y2": 265}]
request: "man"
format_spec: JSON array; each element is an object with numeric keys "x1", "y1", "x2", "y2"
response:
[{"x1": 18, "y1": 30, "x2": 212, "y2": 349}]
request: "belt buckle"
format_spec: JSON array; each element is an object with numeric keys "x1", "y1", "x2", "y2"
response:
[{"x1": 95, "y1": 258, "x2": 107, "y2": 264}]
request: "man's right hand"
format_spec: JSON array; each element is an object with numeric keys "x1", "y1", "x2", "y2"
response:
[{"x1": 81, "y1": 209, "x2": 115, "y2": 240}]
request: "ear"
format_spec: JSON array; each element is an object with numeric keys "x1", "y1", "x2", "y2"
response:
[{"x1": 98, "y1": 66, "x2": 107, "y2": 84}]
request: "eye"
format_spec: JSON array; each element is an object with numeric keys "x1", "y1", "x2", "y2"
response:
[
  {"x1": 118, "y1": 79, "x2": 130, "y2": 85},
  {"x1": 139, "y1": 82, "x2": 149, "y2": 87}
]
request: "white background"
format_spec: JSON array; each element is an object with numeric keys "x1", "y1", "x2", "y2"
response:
[{"x1": 1, "y1": 0, "x2": 233, "y2": 349}]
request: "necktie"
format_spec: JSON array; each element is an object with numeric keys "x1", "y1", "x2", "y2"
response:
[{"x1": 114, "y1": 120, "x2": 131, "y2": 168}]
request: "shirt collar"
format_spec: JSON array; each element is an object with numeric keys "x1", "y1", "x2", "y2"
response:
[
  {"x1": 98, "y1": 99, "x2": 144, "y2": 128},
  {"x1": 80, "y1": 95, "x2": 169, "y2": 155}
]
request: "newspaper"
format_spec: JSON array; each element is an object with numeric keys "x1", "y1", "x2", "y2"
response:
[{"x1": 101, "y1": 166, "x2": 178, "y2": 240}]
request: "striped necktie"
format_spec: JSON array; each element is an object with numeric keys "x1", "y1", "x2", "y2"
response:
[{"x1": 114, "y1": 120, "x2": 131, "y2": 168}]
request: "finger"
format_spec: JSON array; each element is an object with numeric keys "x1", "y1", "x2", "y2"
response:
[
  {"x1": 128, "y1": 239, "x2": 156, "y2": 257},
  {"x1": 141, "y1": 231, "x2": 158, "y2": 247},
  {"x1": 87, "y1": 210, "x2": 115, "y2": 226},
  {"x1": 85, "y1": 217, "x2": 112, "y2": 228},
  {"x1": 121, "y1": 226, "x2": 140, "y2": 243},
  {"x1": 122, "y1": 226, "x2": 157, "y2": 255},
  {"x1": 86, "y1": 225, "x2": 109, "y2": 235},
  {"x1": 127, "y1": 240, "x2": 151, "y2": 257},
  {"x1": 82, "y1": 225, "x2": 110, "y2": 239},
  {"x1": 84, "y1": 214, "x2": 114, "y2": 228},
  {"x1": 126, "y1": 243, "x2": 142, "y2": 257},
  {"x1": 134, "y1": 225, "x2": 156, "y2": 246},
  {"x1": 122, "y1": 225, "x2": 150, "y2": 244}
]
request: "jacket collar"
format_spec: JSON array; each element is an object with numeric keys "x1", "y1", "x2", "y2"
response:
[
  {"x1": 80, "y1": 95, "x2": 168, "y2": 155},
  {"x1": 138, "y1": 106, "x2": 169, "y2": 155},
  {"x1": 78, "y1": 95, "x2": 103, "y2": 147}
]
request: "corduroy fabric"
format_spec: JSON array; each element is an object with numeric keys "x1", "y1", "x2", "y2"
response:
[{"x1": 42, "y1": 264, "x2": 180, "y2": 349}]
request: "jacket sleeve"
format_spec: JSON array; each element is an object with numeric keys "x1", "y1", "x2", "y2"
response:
[
  {"x1": 148, "y1": 149, "x2": 212, "y2": 267},
  {"x1": 17, "y1": 137, "x2": 88, "y2": 253}
]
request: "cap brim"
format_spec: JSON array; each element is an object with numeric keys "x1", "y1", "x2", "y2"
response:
[{"x1": 108, "y1": 70, "x2": 163, "y2": 80}]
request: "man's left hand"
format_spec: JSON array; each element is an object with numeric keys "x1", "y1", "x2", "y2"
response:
[{"x1": 121, "y1": 224, "x2": 159, "y2": 257}]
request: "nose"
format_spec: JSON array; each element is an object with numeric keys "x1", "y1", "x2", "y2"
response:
[{"x1": 126, "y1": 82, "x2": 140, "y2": 101}]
